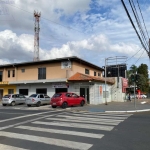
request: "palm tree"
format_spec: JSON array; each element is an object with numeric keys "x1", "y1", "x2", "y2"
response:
[{"x1": 130, "y1": 65, "x2": 137, "y2": 74}]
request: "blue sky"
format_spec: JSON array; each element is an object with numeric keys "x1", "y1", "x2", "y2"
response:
[{"x1": 0, "y1": 0, "x2": 150, "y2": 73}]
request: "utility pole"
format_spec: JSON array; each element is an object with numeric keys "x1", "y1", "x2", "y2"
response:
[
  {"x1": 105, "y1": 58, "x2": 107, "y2": 105},
  {"x1": 33, "y1": 11, "x2": 41, "y2": 61}
]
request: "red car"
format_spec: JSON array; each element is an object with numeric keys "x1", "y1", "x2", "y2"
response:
[{"x1": 50, "y1": 92, "x2": 85, "y2": 109}]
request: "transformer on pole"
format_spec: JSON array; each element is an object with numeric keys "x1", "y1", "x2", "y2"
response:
[{"x1": 33, "y1": 11, "x2": 41, "y2": 61}]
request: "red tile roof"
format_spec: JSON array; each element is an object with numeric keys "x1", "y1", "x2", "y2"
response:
[{"x1": 68, "y1": 72, "x2": 115, "y2": 84}]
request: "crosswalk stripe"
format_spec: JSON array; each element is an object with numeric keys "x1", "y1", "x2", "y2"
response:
[
  {"x1": 71, "y1": 112, "x2": 132, "y2": 117},
  {"x1": 63, "y1": 113, "x2": 128, "y2": 119},
  {"x1": 0, "y1": 110, "x2": 62, "y2": 123},
  {"x1": 56, "y1": 115, "x2": 124, "y2": 122},
  {"x1": 0, "y1": 131, "x2": 92, "y2": 150},
  {"x1": 16, "y1": 125, "x2": 104, "y2": 139},
  {"x1": 0, "y1": 143, "x2": 29, "y2": 150},
  {"x1": 46, "y1": 118, "x2": 120, "y2": 125},
  {"x1": 32, "y1": 121, "x2": 114, "y2": 131}
]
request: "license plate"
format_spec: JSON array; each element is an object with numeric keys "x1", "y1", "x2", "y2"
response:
[{"x1": 53, "y1": 103, "x2": 56, "y2": 105}]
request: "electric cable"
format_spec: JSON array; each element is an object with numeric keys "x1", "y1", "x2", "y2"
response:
[
  {"x1": 135, "y1": 49, "x2": 145, "y2": 64},
  {"x1": 136, "y1": 0, "x2": 149, "y2": 39},
  {"x1": 121, "y1": 0, "x2": 148, "y2": 54},
  {"x1": 125, "y1": 47, "x2": 142, "y2": 62},
  {"x1": 129, "y1": 0, "x2": 149, "y2": 52}
]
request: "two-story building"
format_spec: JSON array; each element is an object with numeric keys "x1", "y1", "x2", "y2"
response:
[{"x1": 0, "y1": 56, "x2": 115, "y2": 104}]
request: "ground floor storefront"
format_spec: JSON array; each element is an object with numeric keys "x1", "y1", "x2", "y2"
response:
[{"x1": 3, "y1": 82, "x2": 112, "y2": 105}]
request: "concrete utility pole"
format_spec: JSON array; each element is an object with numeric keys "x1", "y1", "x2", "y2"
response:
[{"x1": 33, "y1": 11, "x2": 41, "y2": 61}]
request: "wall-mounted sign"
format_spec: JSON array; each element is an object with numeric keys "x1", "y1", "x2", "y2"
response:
[
  {"x1": 0, "y1": 81, "x2": 9, "y2": 84},
  {"x1": 61, "y1": 61, "x2": 71, "y2": 69},
  {"x1": 52, "y1": 83, "x2": 69, "y2": 88}
]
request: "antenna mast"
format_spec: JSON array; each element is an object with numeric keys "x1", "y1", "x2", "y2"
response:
[{"x1": 33, "y1": 11, "x2": 41, "y2": 61}]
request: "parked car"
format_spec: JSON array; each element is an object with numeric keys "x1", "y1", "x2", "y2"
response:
[
  {"x1": 140, "y1": 94, "x2": 147, "y2": 98},
  {"x1": 26, "y1": 94, "x2": 51, "y2": 107},
  {"x1": 2, "y1": 94, "x2": 26, "y2": 106},
  {"x1": 50, "y1": 92, "x2": 86, "y2": 109}
]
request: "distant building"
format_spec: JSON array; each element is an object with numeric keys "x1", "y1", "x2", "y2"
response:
[{"x1": 103, "y1": 64, "x2": 127, "y2": 78}]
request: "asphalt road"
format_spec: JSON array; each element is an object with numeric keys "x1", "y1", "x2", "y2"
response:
[{"x1": 0, "y1": 104, "x2": 149, "y2": 150}]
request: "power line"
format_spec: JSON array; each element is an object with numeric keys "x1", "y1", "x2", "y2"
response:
[
  {"x1": 136, "y1": 0, "x2": 149, "y2": 39},
  {"x1": 135, "y1": 49, "x2": 145, "y2": 64},
  {"x1": 128, "y1": 0, "x2": 149, "y2": 52},
  {"x1": 126, "y1": 47, "x2": 142, "y2": 62},
  {"x1": 121, "y1": 0, "x2": 148, "y2": 54}
]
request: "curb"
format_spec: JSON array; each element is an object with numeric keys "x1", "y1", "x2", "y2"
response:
[{"x1": 105, "y1": 109, "x2": 150, "y2": 113}]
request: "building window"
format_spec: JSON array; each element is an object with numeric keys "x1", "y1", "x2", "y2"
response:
[
  {"x1": 98, "y1": 73, "x2": 100, "y2": 76},
  {"x1": 21, "y1": 69, "x2": 25, "y2": 73},
  {"x1": 12, "y1": 70, "x2": 15, "y2": 77},
  {"x1": 0, "y1": 71, "x2": 3, "y2": 82},
  {"x1": 36, "y1": 88, "x2": 47, "y2": 94},
  {"x1": 94, "y1": 71, "x2": 96, "y2": 76},
  {"x1": 8, "y1": 70, "x2": 10, "y2": 78},
  {"x1": 85, "y1": 69, "x2": 89, "y2": 75},
  {"x1": 8, "y1": 89, "x2": 14, "y2": 94},
  {"x1": 38, "y1": 68, "x2": 46, "y2": 79},
  {"x1": 19, "y1": 89, "x2": 28, "y2": 95}
]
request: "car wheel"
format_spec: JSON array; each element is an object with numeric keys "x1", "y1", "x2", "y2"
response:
[
  {"x1": 11, "y1": 101, "x2": 15, "y2": 106},
  {"x1": 80, "y1": 100, "x2": 85, "y2": 107},
  {"x1": 61, "y1": 102, "x2": 68, "y2": 109},
  {"x1": 27, "y1": 104, "x2": 31, "y2": 107},
  {"x1": 36, "y1": 101, "x2": 41, "y2": 107},
  {"x1": 52, "y1": 105, "x2": 57, "y2": 108},
  {"x1": 2, "y1": 104, "x2": 6, "y2": 106}
]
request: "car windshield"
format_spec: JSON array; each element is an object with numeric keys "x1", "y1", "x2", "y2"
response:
[
  {"x1": 53, "y1": 93, "x2": 62, "y2": 98},
  {"x1": 3, "y1": 95, "x2": 11, "y2": 98},
  {"x1": 29, "y1": 94, "x2": 37, "y2": 97}
]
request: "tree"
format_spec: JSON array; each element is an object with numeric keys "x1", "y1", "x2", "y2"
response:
[
  {"x1": 130, "y1": 65, "x2": 137, "y2": 74},
  {"x1": 137, "y1": 64, "x2": 149, "y2": 93},
  {"x1": 127, "y1": 64, "x2": 149, "y2": 93}
]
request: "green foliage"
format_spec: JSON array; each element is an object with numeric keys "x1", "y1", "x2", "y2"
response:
[{"x1": 128, "y1": 64, "x2": 149, "y2": 93}]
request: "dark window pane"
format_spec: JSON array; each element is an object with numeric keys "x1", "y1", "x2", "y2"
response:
[
  {"x1": 8, "y1": 89, "x2": 14, "y2": 94},
  {"x1": 40, "y1": 94, "x2": 44, "y2": 98},
  {"x1": 12, "y1": 70, "x2": 15, "y2": 77},
  {"x1": 19, "y1": 89, "x2": 28, "y2": 95},
  {"x1": 38, "y1": 68, "x2": 46, "y2": 79},
  {"x1": 85, "y1": 69, "x2": 89, "y2": 75},
  {"x1": 21, "y1": 69, "x2": 25, "y2": 73},
  {"x1": 0, "y1": 71, "x2": 3, "y2": 81},
  {"x1": 36, "y1": 88, "x2": 47, "y2": 94},
  {"x1": 94, "y1": 72, "x2": 96, "y2": 76},
  {"x1": 8, "y1": 70, "x2": 10, "y2": 78}
]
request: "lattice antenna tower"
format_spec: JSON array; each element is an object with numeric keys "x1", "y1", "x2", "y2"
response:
[{"x1": 33, "y1": 11, "x2": 41, "y2": 61}]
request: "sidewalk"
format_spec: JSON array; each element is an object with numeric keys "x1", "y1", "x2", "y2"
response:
[{"x1": 68, "y1": 99, "x2": 150, "y2": 113}]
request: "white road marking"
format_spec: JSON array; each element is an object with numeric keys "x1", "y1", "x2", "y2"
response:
[
  {"x1": 57, "y1": 115, "x2": 124, "y2": 122},
  {"x1": 0, "y1": 143, "x2": 29, "y2": 150},
  {"x1": 0, "y1": 131, "x2": 92, "y2": 150},
  {"x1": 32, "y1": 121, "x2": 114, "y2": 131},
  {"x1": 0, "y1": 113, "x2": 63, "y2": 131},
  {"x1": 16, "y1": 125, "x2": 104, "y2": 139},
  {"x1": 46, "y1": 118, "x2": 120, "y2": 125},
  {"x1": 0, "y1": 110, "x2": 62, "y2": 123},
  {"x1": 64, "y1": 113, "x2": 128, "y2": 120},
  {"x1": 71, "y1": 112, "x2": 132, "y2": 117}
]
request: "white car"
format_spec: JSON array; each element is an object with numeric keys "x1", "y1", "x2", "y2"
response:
[
  {"x1": 140, "y1": 94, "x2": 147, "y2": 98},
  {"x1": 26, "y1": 94, "x2": 51, "y2": 107},
  {"x1": 2, "y1": 94, "x2": 26, "y2": 106}
]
